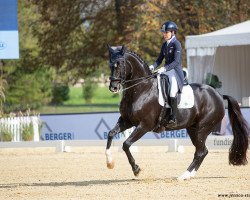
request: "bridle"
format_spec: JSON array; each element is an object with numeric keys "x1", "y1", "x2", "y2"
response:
[
  {"x1": 109, "y1": 55, "x2": 127, "y2": 84},
  {"x1": 109, "y1": 53, "x2": 156, "y2": 92}
]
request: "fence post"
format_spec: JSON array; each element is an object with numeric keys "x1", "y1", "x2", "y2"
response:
[
  {"x1": 167, "y1": 139, "x2": 177, "y2": 152},
  {"x1": 32, "y1": 116, "x2": 40, "y2": 141}
]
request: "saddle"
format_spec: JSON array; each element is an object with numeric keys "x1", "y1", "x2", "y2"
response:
[
  {"x1": 157, "y1": 74, "x2": 194, "y2": 109},
  {"x1": 155, "y1": 72, "x2": 194, "y2": 129},
  {"x1": 159, "y1": 74, "x2": 189, "y2": 105}
]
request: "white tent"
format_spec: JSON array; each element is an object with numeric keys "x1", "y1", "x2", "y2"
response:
[{"x1": 185, "y1": 20, "x2": 250, "y2": 104}]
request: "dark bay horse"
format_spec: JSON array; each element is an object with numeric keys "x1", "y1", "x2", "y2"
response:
[{"x1": 105, "y1": 45, "x2": 249, "y2": 180}]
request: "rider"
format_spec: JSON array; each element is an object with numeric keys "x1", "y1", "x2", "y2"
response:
[{"x1": 149, "y1": 21, "x2": 184, "y2": 125}]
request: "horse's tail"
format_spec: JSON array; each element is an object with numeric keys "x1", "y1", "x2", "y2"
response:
[{"x1": 223, "y1": 95, "x2": 249, "y2": 165}]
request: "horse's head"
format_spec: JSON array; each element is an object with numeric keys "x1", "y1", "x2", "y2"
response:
[
  {"x1": 108, "y1": 44, "x2": 152, "y2": 93},
  {"x1": 108, "y1": 45, "x2": 127, "y2": 93}
]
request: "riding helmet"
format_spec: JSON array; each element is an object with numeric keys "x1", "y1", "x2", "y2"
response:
[{"x1": 160, "y1": 21, "x2": 178, "y2": 33}]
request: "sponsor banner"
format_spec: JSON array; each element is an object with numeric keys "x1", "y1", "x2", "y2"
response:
[
  {"x1": 0, "y1": 0, "x2": 19, "y2": 59},
  {"x1": 40, "y1": 112, "x2": 188, "y2": 141},
  {"x1": 40, "y1": 108, "x2": 250, "y2": 141}
]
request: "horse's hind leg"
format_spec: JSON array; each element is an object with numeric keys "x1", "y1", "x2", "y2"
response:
[
  {"x1": 106, "y1": 117, "x2": 132, "y2": 169},
  {"x1": 178, "y1": 126, "x2": 210, "y2": 181}
]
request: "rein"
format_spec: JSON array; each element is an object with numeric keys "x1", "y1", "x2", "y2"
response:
[{"x1": 120, "y1": 74, "x2": 156, "y2": 92}]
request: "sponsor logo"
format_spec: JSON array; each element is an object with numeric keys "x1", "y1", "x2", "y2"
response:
[
  {"x1": 95, "y1": 118, "x2": 111, "y2": 139},
  {"x1": 160, "y1": 129, "x2": 188, "y2": 139},
  {"x1": 0, "y1": 41, "x2": 7, "y2": 50},
  {"x1": 44, "y1": 132, "x2": 74, "y2": 140},
  {"x1": 213, "y1": 138, "x2": 232, "y2": 146},
  {"x1": 41, "y1": 122, "x2": 74, "y2": 140},
  {"x1": 95, "y1": 118, "x2": 136, "y2": 140}
]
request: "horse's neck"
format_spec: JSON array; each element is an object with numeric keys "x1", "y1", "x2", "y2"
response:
[
  {"x1": 126, "y1": 54, "x2": 150, "y2": 78},
  {"x1": 123, "y1": 54, "x2": 155, "y2": 96}
]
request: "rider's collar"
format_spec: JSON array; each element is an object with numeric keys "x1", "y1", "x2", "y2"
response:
[{"x1": 167, "y1": 35, "x2": 176, "y2": 45}]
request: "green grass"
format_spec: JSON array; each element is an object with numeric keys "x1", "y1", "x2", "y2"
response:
[
  {"x1": 64, "y1": 87, "x2": 120, "y2": 105},
  {"x1": 39, "y1": 86, "x2": 121, "y2": 114}
]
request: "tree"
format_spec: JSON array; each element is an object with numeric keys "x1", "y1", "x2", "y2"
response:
[
  {"x1": 29, "y1": 0, "x2": 111, "y2": 82},
  {"x1": 51, "y1": 83, "x2": 70, "y2": 105},
  {"x1": 29, "y1": 0, "x2": 149, "y2": 80},
  {"x1": 4, "y1": 67, "x2": 53, "y2": 112}
]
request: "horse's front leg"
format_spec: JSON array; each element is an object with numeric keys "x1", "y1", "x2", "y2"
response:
[
  {"x1": 106, "y1": 117, "x2": 131, "y2": 169},
  {"x1": 122, "y1": 125, "x2": 147, "y2": 176}
]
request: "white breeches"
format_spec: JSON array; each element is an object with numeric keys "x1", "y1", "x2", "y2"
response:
[{"x1": 164, "y1": 69, "x2": 178, "y2": 97}]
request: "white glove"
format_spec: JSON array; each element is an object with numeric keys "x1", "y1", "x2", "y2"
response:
[
  {"x1": 149, "y1": 65, "x2": 154, "y2": 72},
  {"x1": 157, "y1": 67, "x2": 166, "y2": 73}
]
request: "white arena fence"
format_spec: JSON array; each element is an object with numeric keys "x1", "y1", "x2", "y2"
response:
[{"x1": 0, "y1": 116, "x2": 40, "y2": 142}]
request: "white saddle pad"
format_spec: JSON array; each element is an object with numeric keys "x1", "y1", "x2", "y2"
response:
[{"x1": 157, "y1": 75, "x2": 194, "y2": 109}]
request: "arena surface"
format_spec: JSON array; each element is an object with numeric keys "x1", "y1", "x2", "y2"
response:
[{"x1": 0, "y1": 146, "x2": 249, "y2": 200}]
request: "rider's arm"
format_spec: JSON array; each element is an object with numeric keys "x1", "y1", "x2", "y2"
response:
[{"x1": 153, "y1": 43, "x2": 165, "y2": 69}]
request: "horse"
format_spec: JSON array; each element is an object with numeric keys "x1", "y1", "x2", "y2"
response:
[{"x1": 105, "y1": 45, "x2": 249, "y2": 180}]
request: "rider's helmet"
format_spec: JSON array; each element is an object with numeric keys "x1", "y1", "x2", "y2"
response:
[{"x1": 160, "y1": 21, "x2": 178, "y2": 33}]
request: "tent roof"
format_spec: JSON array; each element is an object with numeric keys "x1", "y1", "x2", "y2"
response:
[{"x1": 185, "y1": 20, "x2": 250, "y2": 49}]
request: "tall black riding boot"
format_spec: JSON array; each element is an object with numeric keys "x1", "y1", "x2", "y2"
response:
[
  {"x1": 159, "y1": 75, "x2": 169, "y2": 125},
  {"x1": 168, "y1": 97, "x2": 177, "y2": 125}
]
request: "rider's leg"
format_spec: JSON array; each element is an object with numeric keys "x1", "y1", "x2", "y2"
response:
[
  {"x1": 169, "y1": 96, "x2": 177, "y2": 124},
  {"x1": 159, "y1": 74, "x2": 168, "y2": 125},
  {"x1": 168, "y1": 75, "x2": 178, "y2": 124}
]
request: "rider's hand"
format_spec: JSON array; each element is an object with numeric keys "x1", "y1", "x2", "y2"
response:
[
  {"x1": 149, "y1": 65, "x2": 154, "y2": 72},
  {"x1": 157, "y1": 67, "x2": 166, "y2": 73}
]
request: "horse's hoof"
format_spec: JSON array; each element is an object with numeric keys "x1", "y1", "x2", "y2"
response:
[
  {"x1": 133, "y1": 165, "x2": 141, "y2": 177},
  {"x1": 177, "y1": 170, "x2": 194, "y2": 181},
  {"x1": 107, "y1": 161, "x2": 115, "y2": 169}
]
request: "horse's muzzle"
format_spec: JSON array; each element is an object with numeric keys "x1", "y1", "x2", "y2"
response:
[
  {"x1": 109, "y1": 76, "x2": 122, "y2": 93},
  {"x1": 109, "y1": 83, "x2": 121, "y2": 93},
  {"x1": 109, "y1": 79, "x2": 121, "y2": 93}
]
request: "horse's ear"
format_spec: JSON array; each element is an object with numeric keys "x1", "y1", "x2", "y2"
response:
[
  {"x1": 121, "y1": 45, "x2": 126, "y2": 55},
  {"x1": 107, "y1": 44, "x2": 114, "y2": 53},
  {"x1": 107, "y1": 44, "x2": 114, "y2": 59}
]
